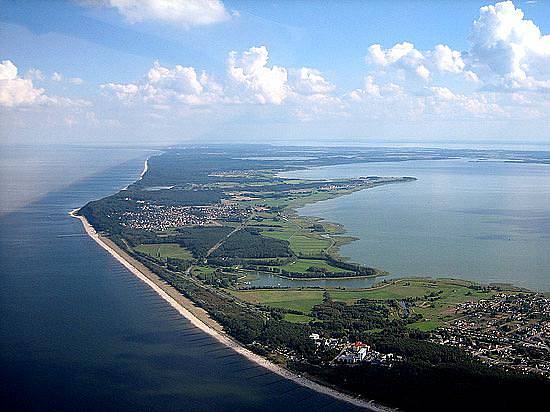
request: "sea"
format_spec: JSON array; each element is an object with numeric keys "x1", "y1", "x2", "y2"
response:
[
  {"x1": 281, "y1": 158, "x2": 550, "y2": 292},
  {"x1": 0, "y1": 146, "x2": 363, "y2": 411}
]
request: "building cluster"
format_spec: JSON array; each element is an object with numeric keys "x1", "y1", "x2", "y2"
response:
[
  {"x1": 309, "y1": 334, "x2": 402, "y2": 367},
  {"x1": 318, "y1": 177, "x2": 400, "y2": 193},
  {"x1": 309, "y1": 333, "x2": 342, "y2": 350},
  {"x1": 120, "y1": 203, "x2": 249, "y2": 231},
  {"x1": 431, "y1": 293, "x2": 550, "y2": 378},
  {"x1": 319, "y1": 183, "x2": 361, "y2": 192},
  {"x1": 209, "y1": 170, "x2": 260, "y2": 178}
]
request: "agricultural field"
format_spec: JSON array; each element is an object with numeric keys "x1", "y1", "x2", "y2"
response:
[
  {"x1": 279, "y1": 258, "x2": 348, "y2": 274},
  {"x1": 134, "y1": 243, "x2": 193, "y2": 260},
  {"x1": 230, "y1": 278, "x2": 500, "y2": 328},
  {"x1": 231, "y1": 288, "x2": 325, "y2": 313},
  {"x1": 260, "y1": 227, "x2": 296, "y2": 241},
  {"x1": 288, "y1": 234, "x2": 331, "y2": 256}
]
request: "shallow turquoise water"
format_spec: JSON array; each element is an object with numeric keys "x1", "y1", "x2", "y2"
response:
[{"x1": 283, "y1": 159, "x2": 550, "y2": 291}]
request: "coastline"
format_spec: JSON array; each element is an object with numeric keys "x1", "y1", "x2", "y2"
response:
[
  {"x1": 265, "y1": 273, "x2": 379, "y2": 281},
  {"x1": 284, "y1": 177, "x2": 415, "y2": 265},
  {"x1": 122, "y1": 157, "x2": 149, "y2": 190},
  {"x1": 69, "y1": 208, "x2": 391, "y2": 412}
]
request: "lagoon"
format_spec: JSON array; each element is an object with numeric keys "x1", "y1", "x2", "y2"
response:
[{"x1": 283, "y1": 158, "x2": 550, "y2": 291}]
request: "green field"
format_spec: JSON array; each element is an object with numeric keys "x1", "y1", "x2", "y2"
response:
[
  {"x1": 230, "y1": 278, "x2": 500, "y2": 330},
  {"x1": 134, "y1": 243, "x2": 193, "y2": 260},
  {"x1": 279, "y1": 258, "x2": 348, "y2": 274},
  {"x1": 231, "y1": 289, "x2": 324, "y2": 312},
  {"x1": 192, "y1": 265, "x2": 216, "y2": 280},
  {"x1": 288, "y1": 234, "x2": 330, "y2": 255},
  {"x1": 283, "y1": 313, "x2": 313, "y2": 323},
  {"x1": 261, "y1": 229, "x2": 330, "y2": 256},
  {"x1": 260, "y1": 228, "x2": 296, "y2": 241}
]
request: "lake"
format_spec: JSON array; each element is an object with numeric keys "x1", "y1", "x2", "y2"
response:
[{"x1": 282, "y1": 158, "x2": 550, "y2": 291}]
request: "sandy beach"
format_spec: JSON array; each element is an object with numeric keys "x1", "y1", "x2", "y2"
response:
[
  {"x1": 69, "y1": 208, "x2": 390, "y2": 411},
  {"x1": 139, "y1": 158, "x2": 148, "y2": 180},
  {"x1": 122, "y1": 156, "x2": 150, "y2": 191}
]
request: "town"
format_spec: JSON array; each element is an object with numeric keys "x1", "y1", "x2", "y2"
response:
[
  {"x1": 309, "y1": 334, "x2": 403, "y2": 367},
  {"x1": 120, "y1": 202, "x2": 251, "y2": 231},
  {"x1": 431, "y1": 292, "x2": 550, "y2": 377}
]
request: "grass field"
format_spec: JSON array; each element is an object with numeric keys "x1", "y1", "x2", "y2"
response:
[
  {"x1": 193, "y1": 265, "x2": 216, "y2": 280},
  {"x1": 135, "y1": 243, "x2": 193, "y2": 260},
  {"x1": 279, "y1": 258, "x2": 348, "y2": 274},
  {"x1": 283, "y1": 313, "x2": 313, "y2": 323},
  {"x1": 260, "y1": 227, "x2": 296, "y2": 241},
  {"x1": 231, "y1": 289, "x2": 324, "y2": 312},
  {"x1": 230, "y1": 278, "x2": 500, "y2": 329},
  {"x1": 288, "y1": 234, "x2": 330, "y2": 255}
]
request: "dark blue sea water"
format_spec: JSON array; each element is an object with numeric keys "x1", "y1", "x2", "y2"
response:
[{"x1": 0, "y1": 147, "x2": 363, "y2": 411}]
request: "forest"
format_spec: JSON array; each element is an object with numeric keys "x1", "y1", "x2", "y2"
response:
[{"x1": 78, "y1": 146, "x2": 550, "y2": 411}]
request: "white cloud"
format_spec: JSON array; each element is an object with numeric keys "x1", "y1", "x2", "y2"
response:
[
  {"x1": 347, "y1": 76, "x2": 406, "y2": 102},
  {"x1": 102, "y1": 60, "x2": 223, "y2": 106},
  {"x1": 147, "y1": 61, "x2": 203, "y2": 95},
  {"x1": 25, "y1": 68, "x2": 44, "y2": 81},
  {"x1": 101, "y1": 82, "x2": 140, "y2": 102},
  {"x1": 68, "y1": 77, "x2": 83, "y2": 85},
  {"x1": 52, "y1": 72, "x2": 63, "y2": 82},
  {"x1": 367, "y1": 42, "x2": 430, "y2": 80},
  {"x1": 356, "y1": 1, "x2": 550, "y2": 124},
  {"x1": 363, "y1": 75, "x2": 381, "y2": 97},
  {"x1": 429, "y1": 86, "x2": 457, "y2": 101},
  {"x1": 415, "y1": 65, "x2": 430, "y2": 80},
  {"x1": 52, "y1": 71, "x2": 84, "y2": 85},
  {"x1": 0, "y1": 60, "x2": 90, "y2": 108},
  {"x1": 432, "y1": 44, "x2": 465, "y2": 74},
  {"x1": 92, "y1": 0, "x2": 231, "y2": 27},
  {"x1": 293, "y1": 67, "x2": 335, "y2": 95},
  {"x1": 0, "y1": 60, "x2": 46, "y2": 107},
  {"x1": 470, "y1": 1, "x2": 550, "y2": 89},
  {"x1": 228, "y1": 46, "x2": 289, "y2": 104},
  {"x1": 366, "y1": 42, "x2": 477, "y2": 83},
  {"x1": 100, "y1": 47, "x2": 341, "y2": 122}
]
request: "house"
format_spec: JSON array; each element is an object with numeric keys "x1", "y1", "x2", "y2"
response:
[{"x1": 336, "y1": 342, "x2": 370, "y2": 364}]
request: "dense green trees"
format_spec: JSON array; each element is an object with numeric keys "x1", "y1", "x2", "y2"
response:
[
  {"x1": 122, "y1": 188, "x2": 224, "y2": 206},
  {"x1": 211, "y1": 228, "x2": 291, "y2": 259},
  {"x1": 175, "y1": 227, "x2": 233, "y2": 258}
]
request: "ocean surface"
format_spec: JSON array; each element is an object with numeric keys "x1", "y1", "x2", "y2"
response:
[
  {"x1": 0, "y1": 146, "x2": 363, "y2": 411},
  {"x1": 282, "y1": 158, "x2": 550, "y2": 291}
]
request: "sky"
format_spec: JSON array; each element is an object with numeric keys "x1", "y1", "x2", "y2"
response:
[{"x1": 1, "y1": 0, "x2": 549, "y2": 147}]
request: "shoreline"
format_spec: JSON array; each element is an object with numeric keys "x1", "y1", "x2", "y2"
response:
[
  {"x1": 122, "y1": 157, "x2": 149, "y2": 191},
  {"x1": 283, "y1": 177, "x2": 415, "y2": 266},
  {"x1": 249, "y1": 272, "x2": 380, "y2": 281},
  {"x1": 69, "y1": 208, "x2": 391, "y2": 412},
  {"x1": 139, "y1": 157, "x2": 148, "y2": 180}
]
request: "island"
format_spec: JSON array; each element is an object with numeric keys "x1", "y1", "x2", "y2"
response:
[{"x1": 73, "y1": 145, "x2": 549, "y2": 411}]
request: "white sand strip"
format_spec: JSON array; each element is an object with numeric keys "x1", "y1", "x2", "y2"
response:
[{"x1": 69, "y1": 208, "x2": 390, "y2": 412}]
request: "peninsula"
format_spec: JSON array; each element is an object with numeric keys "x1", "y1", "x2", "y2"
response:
[{"x1": 73, "y1": 145, "x2": 549, "y2": 411}]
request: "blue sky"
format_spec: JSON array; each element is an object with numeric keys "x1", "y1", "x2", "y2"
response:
[{"x1": 1, "y1": 0, "x2": 549, "y2": 147}]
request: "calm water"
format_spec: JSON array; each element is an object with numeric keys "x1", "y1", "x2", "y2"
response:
[
  {"x1": 283, "y1": 159, "x2": 550, "y2": 291},
  {"x1": 0, "y1": 147, "x2": 363, "y2": 411}
]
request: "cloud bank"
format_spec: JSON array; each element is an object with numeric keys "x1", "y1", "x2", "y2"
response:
[
  {"x1": 2, "y1": 1, "x2": 549, "y2": 138},
  {"x1": 89, "y1": 0, "x2": 231, "y2": 27}
]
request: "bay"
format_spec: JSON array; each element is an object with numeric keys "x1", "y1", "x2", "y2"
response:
[{"x1": 283, "y1": 158, "x2": 550, "y2": 291}]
